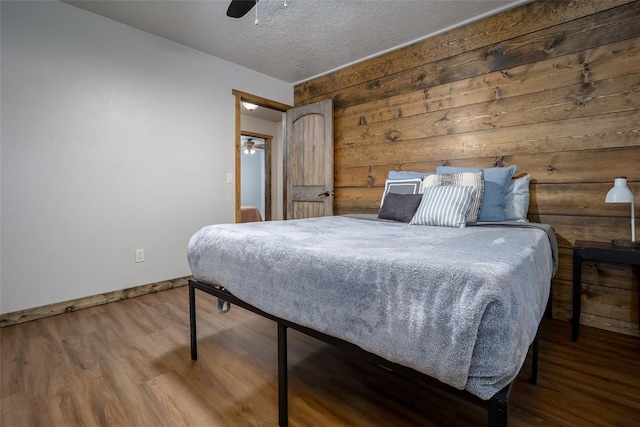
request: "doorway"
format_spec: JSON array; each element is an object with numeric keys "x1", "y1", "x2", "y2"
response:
[
  {"x1": 240, "y1": 133, "x2": 271, "y2": 221},
  {"x1": 233, "y1": 89, "x2": 292, "y2": 223}
]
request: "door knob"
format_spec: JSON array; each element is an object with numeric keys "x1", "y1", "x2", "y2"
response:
[{"x1": 318, "y1": 191, "x2": 331, "y2": 197}]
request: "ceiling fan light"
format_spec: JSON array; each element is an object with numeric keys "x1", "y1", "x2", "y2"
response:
[
  {"x1": 242, "y1": 101, "x2": 259, "y2": 111},
  {"x1": 244, "y1": 139, "x2": 257, "y2": 155}
]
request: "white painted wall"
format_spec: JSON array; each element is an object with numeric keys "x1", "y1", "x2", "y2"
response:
[{"x1": 0, "y1": 1, "x2": 293, "y2": 313}]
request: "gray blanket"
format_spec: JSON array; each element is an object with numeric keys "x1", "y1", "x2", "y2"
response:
[{"x1": 187, "y1": 215, "x2": 556, "y2": 400}]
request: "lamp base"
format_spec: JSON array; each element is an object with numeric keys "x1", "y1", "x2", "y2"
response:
[{"x1": 611, "y1": 239, "x2": 640, "y2": 249}]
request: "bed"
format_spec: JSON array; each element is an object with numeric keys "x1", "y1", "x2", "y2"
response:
[{"x1": 187, "y1": 213, "x2": 557, "y2": 426}]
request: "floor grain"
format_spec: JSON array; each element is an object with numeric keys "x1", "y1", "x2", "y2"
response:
[{"x1": 1, "y1": 286, "x2": 639, "y2": 426}]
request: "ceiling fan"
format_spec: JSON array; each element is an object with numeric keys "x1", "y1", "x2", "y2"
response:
[
  {"x1": 243, "y1": 138, "x2": 265, "y2": 154},
  {"x1": 227, "y1": 0, "x2": 258, "y2": 18}
]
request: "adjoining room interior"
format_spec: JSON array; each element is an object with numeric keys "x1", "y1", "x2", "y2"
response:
[{"x1": 241, "y1": 135, "x2": 267, "y2": 220}]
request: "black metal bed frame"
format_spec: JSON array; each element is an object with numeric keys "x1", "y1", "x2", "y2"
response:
[{"x1": 188, "y1": 278, "x2": 540, "y2": 426}]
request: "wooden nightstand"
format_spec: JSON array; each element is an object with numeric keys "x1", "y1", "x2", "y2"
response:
[{"x1": 572, "y1": 240, "x2": 640, "y2": 341}]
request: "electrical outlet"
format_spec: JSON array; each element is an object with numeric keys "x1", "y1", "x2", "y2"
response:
[{"x1": 135, "y1": 249, "x2": 144, "y2": 263}]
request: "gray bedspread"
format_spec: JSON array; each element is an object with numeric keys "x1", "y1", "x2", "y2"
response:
[{"x1": 187, "y1": 215, "x2": 556, "y2": 400}]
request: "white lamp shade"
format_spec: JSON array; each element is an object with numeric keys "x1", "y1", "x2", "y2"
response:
[
  {"x1": 605, "y1": 176, "x2": 636, "y2": 244},
  {"x1": 605, "y1": 177, "x2": 634, "y2": 203}
]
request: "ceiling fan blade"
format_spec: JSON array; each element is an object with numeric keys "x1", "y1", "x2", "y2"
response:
[{"x1": 227, "y1": 0, "x2": 257, "y2": 18}]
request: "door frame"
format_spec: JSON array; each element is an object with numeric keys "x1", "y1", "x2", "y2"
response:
[{"x1": 232, "y1": 89, "x2": 292, "y2": 223}]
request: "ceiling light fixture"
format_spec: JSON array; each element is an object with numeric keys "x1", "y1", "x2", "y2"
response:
[
  {"x1": 242, "y1": 101, "x2": 259, "y2": 111},
  {"x1": 243, "y1": 139, "x2": 256, "y2": 155}
]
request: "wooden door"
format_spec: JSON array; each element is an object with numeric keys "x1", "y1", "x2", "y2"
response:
[{"x1": 285, "y1": 100, "x2": 333, "y2": 219}]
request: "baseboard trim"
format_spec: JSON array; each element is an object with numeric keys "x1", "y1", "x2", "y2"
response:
[{"x1": 0, "y1": 276, "x2": 190, "y2": 328}]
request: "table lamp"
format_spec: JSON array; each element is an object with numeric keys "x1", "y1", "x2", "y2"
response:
[{"x1": 605, "y1": 177, "x2": 638, "y2": 248}]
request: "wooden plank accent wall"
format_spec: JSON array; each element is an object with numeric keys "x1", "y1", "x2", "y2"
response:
[{"x1": 294, "y1": 0, "x2": 640, "y2": 337}]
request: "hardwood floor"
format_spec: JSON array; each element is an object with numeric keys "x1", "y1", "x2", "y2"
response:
[{"x1": 1, "y1": 286, "x2": 639, "y2": 426}]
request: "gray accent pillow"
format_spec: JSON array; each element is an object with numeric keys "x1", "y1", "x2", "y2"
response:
[{"x1": 378, "y1": 193, "x2": 423, "y2": 222}]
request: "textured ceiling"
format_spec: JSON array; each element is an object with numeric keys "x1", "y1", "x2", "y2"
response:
[{"x1": 63, "y1": 0, "x2": 527, "y2": 84}]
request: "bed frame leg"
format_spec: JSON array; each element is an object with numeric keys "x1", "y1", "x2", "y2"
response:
[
  {"x1": 189, "y1": 284, "x2": 198, "y2": 361},
  {"x1": 487, "y1": 384, "x2": 510, "y2": 427},
  {"x1": 545, "y1": 280, "x2": 553, "y2": 320},
  {"x1": 277, "y1": 323, "x2": 288, "y2": 426},
  {"x1": 531, "y1": 333, "x2": 539, "y2": 385}
]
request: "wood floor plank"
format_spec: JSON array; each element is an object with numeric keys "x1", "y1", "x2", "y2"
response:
[{"x1": 1, "y1": 286, "x2": 639, "y2": 426}]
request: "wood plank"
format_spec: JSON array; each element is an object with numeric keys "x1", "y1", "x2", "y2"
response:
[
  {"x1": 336, "y1": 213, "x2": 631, "y2": 247},
  {"x1": 295, "y1": 0, "x2": 634, "y2": 102},
  {"x1": 335, "y1": 147, "x2": 640, "y2": 188},
  {"x1": 529, "y1": 182, "x2": 640, "y2": 217},
  {"x1": 335, "y1": 37, "x2": 640, "y2": 128},
  {"x1": 530, "y1": 214, "x2": 637, "y2": 247},
  {"x1": 336, "y1": 111, "x2": 640, "y2": 169},
  {"x1": 555, "y1": 247, "x2": 639, "y2": 289},
  {"x1": 498, "y1": 147, "x2": 640, "y2": 184},
  {"x1": 577, "y1": 311, "x2": 639, "y2": 336},
  {"x1": 334, "y1": 206, "x2": 376, "y2": 216},
  {"x1": 337, "y1": 100, "x2": 640, "y2": 151},
  {"x1": 334, "y1": 187, "x2": 382, "y2": 209},
  {"x1": 336, "y1": 72, "x2": 640, "y2": 146},
  {"x1": 300, "y1": 1, "x2": 640, "y2": 109},
  {"x1": 555, "y1": 279, "x2": 638, "y2": 319},
  {"x1": 553, "y1": 278, "x2": 639, "y2": 336},
  {"x1": 335, "y1": 182, "x2": 640, "y2": 218}
]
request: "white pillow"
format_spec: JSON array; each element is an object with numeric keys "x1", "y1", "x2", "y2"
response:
[{"x1": 410, "y1": 186, "x2": 477, "y2": 228}]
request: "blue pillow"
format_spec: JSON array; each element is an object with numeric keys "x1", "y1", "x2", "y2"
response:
[
  {"x1": 436, "y1": 165, "x2": 517, "y2": 221},
  {"x1": 387, "y1": 170, "x2": 431, "y2": 180}
]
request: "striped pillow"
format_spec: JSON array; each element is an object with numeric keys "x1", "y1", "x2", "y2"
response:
[
  {"x1": 423, "y1": 170, "x2": 484, "y2": 223},
  {"x1": 409, "y1": 186, "x2": 477, "y2": 228}
]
